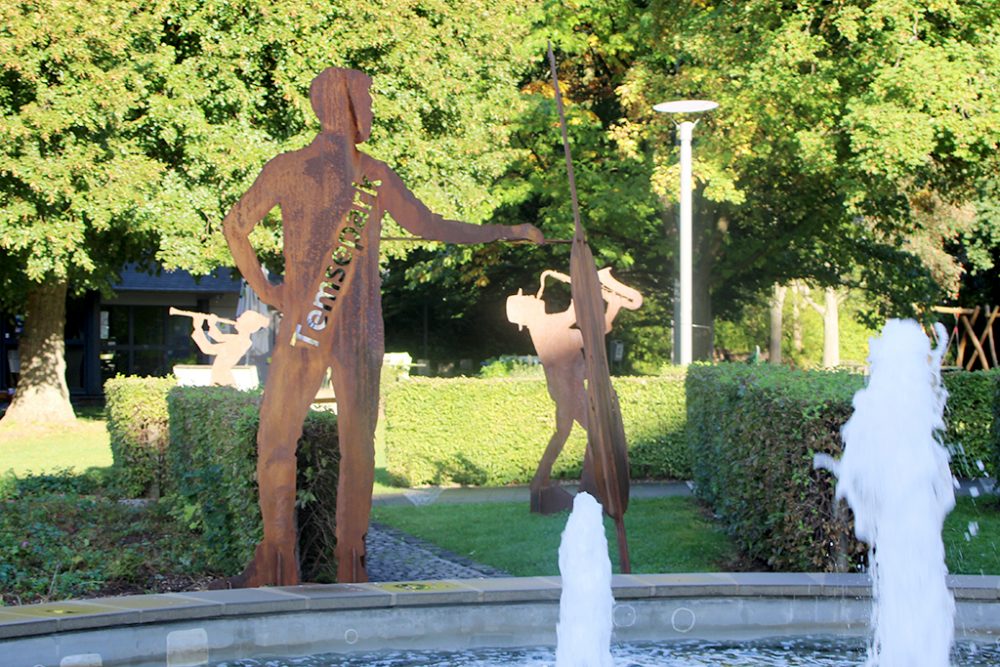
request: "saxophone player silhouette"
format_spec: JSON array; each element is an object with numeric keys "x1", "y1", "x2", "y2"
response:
[{"x1": 506, "y1": 268, "x2": 642, "y2": 514}]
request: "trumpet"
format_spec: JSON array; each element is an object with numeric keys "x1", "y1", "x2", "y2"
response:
[
  {"x1": 168, "y1": 307, "x2": 238, "y2": 326},
  {"x1": 537, "y1": 268, "x2": 643, "y2": 311}
]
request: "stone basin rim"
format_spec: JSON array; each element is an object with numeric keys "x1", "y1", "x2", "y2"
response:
[{"x1": 1, "y1": 571, "x2": 998, "y2": 642}]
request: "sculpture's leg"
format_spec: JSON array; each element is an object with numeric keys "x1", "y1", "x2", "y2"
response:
[
  {"x1": 330, "y1": 345, "x2": 381, "y2": 583},
  {"x1": 530, "y1": 401, "x2": 575, "y2": 514},
  {"x1": 225, "y1": 341, "x2": 328, "y2": 588}
]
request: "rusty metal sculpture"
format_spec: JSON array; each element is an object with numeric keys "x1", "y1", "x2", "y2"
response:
[
  {"x1": 546, "y1": 43, "x2": 634, "y2": 572},
  {"x1": 169, "y1": 308, "x2": 270, "y2": 387},
  {"x1": 221, "y1": 67, "x2": 543, "y2": 586},
  {"x1": 506, "y1": 269, "x2": 641, "y2": 515}
]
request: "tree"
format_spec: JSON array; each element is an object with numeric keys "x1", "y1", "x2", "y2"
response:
[
  {"x1": 1, "y1": 0, "x2": 539, "y2": 423},
  {"x1": 1, "y1": 1, "x2": 174, "y2": 423},
  {"x1": 387, "y1": 0, "x2": 678, "y2": 371},
  {"x1": 800, "y1": 285, "x2": 848, "y2": 368},
  {"x1": 769, "y1": 283, "x2": 786, "y2": 364},
  {"x1": 614, "y1": 1, "x2": 1000, "y2": 352}
]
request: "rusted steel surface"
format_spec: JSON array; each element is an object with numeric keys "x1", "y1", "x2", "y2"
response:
[
  {"x1": 221, "y1": 67, "x2": 542, "y2": 586},
  {"x1": 547, "y1": 44, "x2": 633, "y2": 573},
  {"x1": 169, "y1": 308, "x2": 269, "y2": 387},
  {"x1": 506, "y1": 269, "x2": 642, "y2": 516}
]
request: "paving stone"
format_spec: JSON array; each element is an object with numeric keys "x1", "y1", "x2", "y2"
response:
[{"x1": 365, "y1": 522, "x2": 508, "y2": 582}]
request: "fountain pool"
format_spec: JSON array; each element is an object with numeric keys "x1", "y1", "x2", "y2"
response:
[{"x1": 1, "y1": 573, "x2": 998, "y2": 666}]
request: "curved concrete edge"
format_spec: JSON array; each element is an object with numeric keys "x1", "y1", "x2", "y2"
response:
[{"x1": 0, "y1": 573, "x2": 997, "y2": 667}]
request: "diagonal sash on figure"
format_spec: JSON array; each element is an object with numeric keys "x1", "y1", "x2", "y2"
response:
[{"x1": 547, "y1": 43, "x2": 632, "y2": 573}]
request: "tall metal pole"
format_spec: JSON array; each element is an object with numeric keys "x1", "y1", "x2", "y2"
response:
[
  {"x1": 678, "y1": 121, "x2": 694, "y2": 366},
  {"x1": 653, "y1": 99, "x2": 716, "y2": 367}
]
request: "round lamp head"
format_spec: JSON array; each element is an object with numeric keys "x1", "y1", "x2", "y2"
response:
[{"x1": 653, "y1": 100, "x2": 719, "y2": 114}]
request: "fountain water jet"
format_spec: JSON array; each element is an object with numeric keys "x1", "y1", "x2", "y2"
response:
[
  {"x1": 815, "y1": 319, "x2": 955, "y2": 667},
  {"x1": 556, "y1": 492, "x2": 614, "y2": 667}
]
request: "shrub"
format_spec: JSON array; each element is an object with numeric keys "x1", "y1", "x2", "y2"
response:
[
  {"x1": 685, "y1": 363, "x2": 1000, "y2": 572},
  {"x1": 941, "y1": 368, "x2": 1000, "y2": 478},
  {"x1": 0, "y1": 477, "x2": 204, "y2": 605},
  {"x1": 165, "y1": 387, "x2": 339, "y2": 581},
  {"x1": 686, "y1": 363, "x2": 865, "y2": 572},
  {"x1": 478, "y1": 355, "x2": 544, "y2": 379},
  {"x1": 994, "y1": 371, "x2": 1000, "y2": 482},
  {"x1": 0, "y1": 468, "x2": 109, "y2": 500},
  {"x1": 104, "y1": 375, "x2": 175, "y2": 498},
  {"x1": 383, "y1": 373, "x2": 687, "y2": 486}
]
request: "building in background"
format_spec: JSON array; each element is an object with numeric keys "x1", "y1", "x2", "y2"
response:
[{"x1": 1, "y1": 266, "x2": 243, "y2": 400}]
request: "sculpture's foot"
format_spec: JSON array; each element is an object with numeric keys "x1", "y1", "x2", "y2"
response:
[
  {"x1": 530, "y1": 483, "x2": 574, "y2": 515},
  {"x1": 211, "y1": 540, "x2": 300, "y2": 589},
  {"x1": 336, "y1": 542, "x2": 368, "y2": 583}
]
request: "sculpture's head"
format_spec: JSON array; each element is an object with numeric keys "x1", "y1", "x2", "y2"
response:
[
  {"x1": 309, "y1": 67, "x2": 374, "y2": 144},
  {"x1": 506, "y1": 289, "x2": 545, "y2": 331},
  {"x1": 235, "y1": 310, "x2": 270, "y2": 334}
]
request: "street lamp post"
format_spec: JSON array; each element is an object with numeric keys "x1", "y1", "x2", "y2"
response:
[{"x1": 653, "y1": 100, "x2": 717, "y2": 366}]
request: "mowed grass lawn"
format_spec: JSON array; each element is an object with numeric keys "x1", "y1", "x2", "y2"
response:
[
  {"x1": 372, "y1": 497, "x2": 740, "y2": 575},
  {"x1": 373, "y1": 495, "x2": 1000, "y2": 577},
  {"x1": 0, "y1": 409, "x2": 112, "y2": 475}
]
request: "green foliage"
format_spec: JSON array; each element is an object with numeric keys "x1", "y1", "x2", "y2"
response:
[
  {"x1": 685, "y1": 363, "x2": 866, "y2": 571},
  {"x1": 0, "y1": 0, "x2": 539, "y2": 297},
  {"x1": 104, "y1": 375, "x2": 176, "y2": 498},
  {"x1": 616, "y1": 0, "x2": 1000, "y2": 319},
  {"x1": 0, "y1": 0, "x2": 540, "y2": 419},
  {"x1": 478, "y1": 356, "x2": 544, "y2": 378},
  {"x1": 942, "y1": 369, "x2": 1000, "y2": 478},
  {"x1": 0, "y1": 467, "x2": 108, "y2": 500},
  {"x1": 995, "y1": 372, "x2": 1000, "y2": 482},
  {"x1": 383, "y1": 374, "x2": 688, "y2": 486},
  {"x1": 0, "y1": 477, "x2": 205, "y2": 605},
  {"x1": 165, "y1": 387, "x2": 339, "y2": 581},
  {"x1": 715, "y1": 288, "x2": 878, "y2": 368},
  {"x1": 686, "y1": 363, "x2": 1000, "y2": 571}
]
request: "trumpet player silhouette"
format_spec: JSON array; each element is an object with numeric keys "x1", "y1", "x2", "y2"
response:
[
  {"x1": 506, "y1": 268, "x2": 642, "y2": 514},
  {"x1": 222, "y1": 67, "x2": 543, "y2": 586},
  {"x1": 170, "y1": 308, "x2": 270, "y2": 387}
]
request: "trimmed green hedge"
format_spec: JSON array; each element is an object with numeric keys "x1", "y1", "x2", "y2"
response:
[
  {"x1": 686, "y1": 364, "x2": 865, "y2": 572},
  {"x1": 105, "y1": 375, "x2": 176, "y2": 498},
  {"x1": 686, "y1": 364, "x2": 1000, "y2": 572},
  {"x1": 942, "y1": 369, "x2": 1000, "y2": 478},
  {"x1": 383, "y1": 373, "x2": 688, "y2": 486},
  {"x1": 166, "y1": 387, "x2": 340, "y2": 581}
]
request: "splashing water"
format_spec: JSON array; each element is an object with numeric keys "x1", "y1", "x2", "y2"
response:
[
  {"x1": 815, "y1": 319, "x2": 955, "y2": 667},
  {"x1": 556, "y1": 492, "x2": 614, "y2": 667}
]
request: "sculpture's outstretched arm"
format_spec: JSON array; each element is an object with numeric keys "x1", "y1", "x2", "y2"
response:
[{"x1": 379, "y1": 167, "x2": 542, "y2": 245}]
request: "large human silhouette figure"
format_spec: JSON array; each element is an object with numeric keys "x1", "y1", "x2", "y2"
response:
[
  {"x1": 223, "y1": 67, "x2": 543, "y2": 585},
  {"x1": 506, "y1": 268, "x2": 641, "y2": 514}
]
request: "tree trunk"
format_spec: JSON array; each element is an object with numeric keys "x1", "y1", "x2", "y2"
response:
[
  {"x1": 691, "y1": 208, "x2": 719, "y2": 362},
  {"x1": 692, "y1": 247, "x2": 714, "y2": 362},
  {"x1": 822, "y1": 286, "x2": 840, "y2": 368},
  {"x1": 2, "y1": 281, "x2": 76, "y2": 425},
  {"x1": 791, "y1": 284, "x2": 804, "y2": 354},
  {"x1": 769, "y1": 284, "x2": 786, "y2": 364}
]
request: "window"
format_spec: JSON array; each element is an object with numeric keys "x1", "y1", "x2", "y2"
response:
[{"x1": 100, "y1": 306, "x2": 199, "y2": 381}]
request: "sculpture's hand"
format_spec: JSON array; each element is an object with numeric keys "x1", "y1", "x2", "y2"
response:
[{"x1": 510, "y1": 223, "x2": 544, "y2": 244}]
